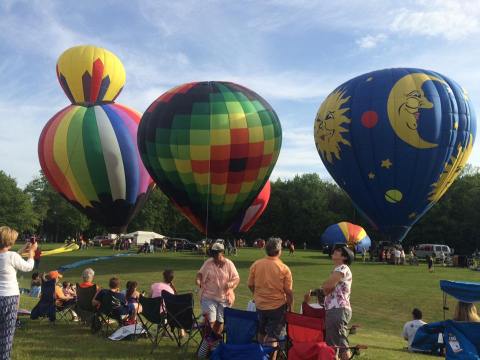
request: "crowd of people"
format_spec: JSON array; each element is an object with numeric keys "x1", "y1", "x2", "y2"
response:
[{"x1": 1, "y1": 225, "x2": 480, "y2": 360}]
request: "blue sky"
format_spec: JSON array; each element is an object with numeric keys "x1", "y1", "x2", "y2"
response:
[{"x1": 1, "y1": 0, "x2": 480, "y2": 187}]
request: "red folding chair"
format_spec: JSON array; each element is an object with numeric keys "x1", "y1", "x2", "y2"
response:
[
  {"x1": 301, "y1": 303, "x2": 326, "y2": 319},
  {"x1": 286, "y1": 312, "x2": 335, "y2": 360}
]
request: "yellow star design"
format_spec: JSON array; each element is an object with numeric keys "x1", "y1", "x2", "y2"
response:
[
  {"x1": 454, "y1": 122, "x2": 459, "y2": 130},
  {"x1": 366, "y1": 77, "x2": 373, "y2": 82},
  {"x1": 368, "y1": 172, "x2": 375, "y2": 179},
  {"x1": 381, "y1": 159, "x2": 393, "y2": 169},
  {"x1": 408, "y1": 212, "x2": 417, "y2": 219}
]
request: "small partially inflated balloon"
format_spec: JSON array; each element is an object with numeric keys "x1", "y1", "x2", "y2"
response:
[
  {"x1": 56, "y1": 45, "x2": 126, "y2": 105},
  {"x1": 321, "y1": 222, "x2": 371, "y2": 252}
]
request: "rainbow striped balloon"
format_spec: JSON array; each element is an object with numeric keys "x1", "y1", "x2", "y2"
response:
[
  {"x1": 38, "y1": 103, "x2": 152, "y2": 232},
  {"x1": 321, "y1": 221, "x2": 371, "y2": 252}
]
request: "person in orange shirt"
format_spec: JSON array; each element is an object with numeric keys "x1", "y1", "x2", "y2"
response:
[
  {"x1": 49, "y1": 271, "x2": 76, "y2": 308},
  {"x1": 248, "y1": 237, "x2": 293, "y2": 359}
]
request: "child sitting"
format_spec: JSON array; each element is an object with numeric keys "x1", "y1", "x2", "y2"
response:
[{"x1": 30, "y1": 272, "x2": 42, "y2": 298}]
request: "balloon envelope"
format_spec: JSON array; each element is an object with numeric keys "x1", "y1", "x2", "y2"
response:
[
  {"x1": 138, "y1": 81, "x2": 282, "y2": 234},
  {"x1": 314, "y1": 68, "x2": 476, "y2": 242},
  {"x1": 56, "y1": 45, "x2": 126, "y2": 105},
  {"x1": 321, "y1": 222, "x2": 371, "y2": 252},
  {"x1": 232, "y1": 180, "x2": 271, "y2": 233},
  {"x1": 38, "y1": 103, "x2": 152, "y2": 232}
]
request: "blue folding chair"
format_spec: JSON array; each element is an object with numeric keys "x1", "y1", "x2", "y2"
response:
[
  {"x1": 211, "y1": 343, "x2": 271, "y2": 360},
  {"x1": 224, "y1": 307, "x2": 259, "y2": 344}
]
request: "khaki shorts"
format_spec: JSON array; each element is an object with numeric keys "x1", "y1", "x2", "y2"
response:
[{"x1": 325, "y1": 307, "x2": 352, "y2": 351}]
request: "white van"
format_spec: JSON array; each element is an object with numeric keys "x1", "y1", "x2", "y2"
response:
[{"x1": 415, "y1": 244, "x2": 453, "y2": 259}]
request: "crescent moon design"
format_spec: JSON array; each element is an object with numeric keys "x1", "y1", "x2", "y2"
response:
[{"x1": 387, "y1": 73, "x2": 445, "y2": 149}]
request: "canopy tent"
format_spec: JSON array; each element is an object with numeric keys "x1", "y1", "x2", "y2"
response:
[
  {"x1": 440, "y1": 280, "x2": 480, "y2": 304},
  {"x1": 440, "y1": 280, "x2": 480, "y2": 320}
]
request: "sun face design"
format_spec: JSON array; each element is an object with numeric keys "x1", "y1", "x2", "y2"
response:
[
  {"x1": 314, "y1": 89, "x2": 351, "y2": 163},
  {"x1": 428, "y1": 134, "x2": 474, "y2": 202}
]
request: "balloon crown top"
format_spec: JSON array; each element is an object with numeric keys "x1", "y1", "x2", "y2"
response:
[{"x1": 56, "y1": 45, "x2": 126, "y2": 106}]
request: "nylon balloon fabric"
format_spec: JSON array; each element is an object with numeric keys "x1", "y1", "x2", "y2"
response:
[
  {"x1": 38, "y1": 103, "x2": 153, "y2": 233},
  {"x1": 314, "y1": 68, "x2": 476, "y2": 242},
  {"x1": 56, "y1": 45, "x2": 126, "y2": 105},
  {"x1": 321, "y1": 222, "x2": 371, "y2": 252},
  {"x1": 232, "y1": 180, "x2": 271, "y2": 233},
  {"x1": 138, "y1": 82, "x2": 282, "y2": 234}
]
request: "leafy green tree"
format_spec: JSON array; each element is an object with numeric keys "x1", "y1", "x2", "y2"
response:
[{"x1": 0, "y1": 171, "x2": 38, "y2": 232}]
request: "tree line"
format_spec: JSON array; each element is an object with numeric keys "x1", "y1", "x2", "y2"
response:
[{"x1": 1, "y1": 167, "x2": 479, "y2": 254}]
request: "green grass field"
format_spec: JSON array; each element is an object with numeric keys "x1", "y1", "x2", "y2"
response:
[{"x1": 11, "y1": 245, "x2": 478, "y2": 359}]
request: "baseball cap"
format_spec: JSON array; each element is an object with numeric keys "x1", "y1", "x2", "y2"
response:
[
  {"x1": 49, "y1": 270, "x2": 63, "y2": 280},
  {"x1": 211, "y1": 243, "x2": 225, "y2": 252}
]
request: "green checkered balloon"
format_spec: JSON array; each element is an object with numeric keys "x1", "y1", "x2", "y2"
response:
[{"x1": 138, "y1": 81, "x2": 282, "y2": 234}]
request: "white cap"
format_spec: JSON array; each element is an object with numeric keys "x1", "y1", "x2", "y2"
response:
[{"x1": 211, "y1": 243, "x2": 224, "y2": 251}]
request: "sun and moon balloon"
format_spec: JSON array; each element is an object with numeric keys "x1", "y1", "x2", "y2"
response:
[{"x1": 314, "y1": 68, "x2": 476, "y2": 242}]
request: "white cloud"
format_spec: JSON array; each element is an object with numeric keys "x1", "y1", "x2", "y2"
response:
[
  {"x1": 391, "y1": 1, "x2": 480, "y2": 41},
  {"x1": 356, "y1": 34, "x2": 387, "y2": 49}
]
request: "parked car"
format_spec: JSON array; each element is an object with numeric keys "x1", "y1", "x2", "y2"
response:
[
  {"x1": 93, "y1": 235, "x2": 116, "y2": 247},
  {"x1": 415, "y1": 244, "x2": 453, "y2": 259},
  {"x1": 167, "y1": 238, "x2": 200, "y2": 251}
]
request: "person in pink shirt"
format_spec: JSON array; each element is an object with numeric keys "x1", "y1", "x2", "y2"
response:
[
  {"x1": 150, "y1": 269, "x2": 177, "y2": 309},
  {"x1": 195, "y1": 242, "x2": 240, "y2": 336}
]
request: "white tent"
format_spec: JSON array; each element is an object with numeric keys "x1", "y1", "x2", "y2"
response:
[{"x1": 120, "y1": 231, "x2": 165, "y2": 245}]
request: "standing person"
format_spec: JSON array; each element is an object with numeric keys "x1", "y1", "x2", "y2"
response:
[
  {"x1": 196, "y1": 243, "x2": 240, "y2": 336},
  {"x1": 248, "y1": 238, "x2": 293, "y2": 360},
  {"x1": 322, "y1": 246, "x2": 354, "y2": 360},
  {"x1": 394, "y1": 247, "x2": 401, "y2": 265},
  {"x1": 303, "y1": 242, "x2": 307, "y2": 250},
  {"x1": 0, "y1": 226, "x2": 36, "y2": 360},
  {"x1": 400, "y1": 249, "x2": 406, "y2": 265},
  {"x1": 289, "y1": 242, "x2": 295, "y2": 256},
  {"x1": 427, "y1": 255, "x2": 434, "y2": 272},
  {"x1": 440, "y1": 251, "x2": 446, "y2": 267},
  {"x1": 362, "y1": 248, "x2": 368, "y2": 263},
  {"x1": 402, "y1": 308, "x2": 427, "y2": 352},
  {"x1": 33, "y1": 246, "x2": 42, "y2": 270}
]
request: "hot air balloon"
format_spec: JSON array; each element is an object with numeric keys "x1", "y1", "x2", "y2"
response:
[
  {"x1": 138, "y1": 82, "x2": 282, "y2": 235},
  {"x1": 321, "y1": 222, "x2": 371, "y2": 252},
  {"x1": 232, "y1": 180, "x2": 271, "y2": 233},
  {"x1": 56, "y1": 45, "x2": 126, "y2": 105},
  {"x1": 38, "y1": 103, "x2": 152, "y2": 232},
  {"x1": 314, "y1": 68, "x2": 476, "y2": 242}
]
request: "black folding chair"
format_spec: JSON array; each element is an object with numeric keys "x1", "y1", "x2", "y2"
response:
[
  {"x1": 93, "y1": 291, "x2": 125, "y2": 336},
  {"x1": 137, "y1": 295, "x2": 174, "y2": 353},
  {"x1": 162, "y1": 291, "x2": 202, "y2": 355},
  {"x1": 75, "y1": 283, "x2": 97, "y2": 326},
  {"x1": 30, "y1": 279, "x2": 56, "y2": 322}
]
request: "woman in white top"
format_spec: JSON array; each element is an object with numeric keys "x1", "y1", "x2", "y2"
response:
[{"x1": 0, "y1": 226, "x2": 36, "y2": 360}]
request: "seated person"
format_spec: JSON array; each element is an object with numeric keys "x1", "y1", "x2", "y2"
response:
[
  {"x1": 30, "y1": 272, "x2": 42, "y2": 298},
  {"x1": 62, "y1": 282, "x2": 77, "y2": 298},
  {"x1": 125, "y1": 280, "x2": 142, "y2": 316},
  {"x1": 402, "y1": 308, "x2": 427, "y2": 351},
  {"x1": 151, "y1": 269, "x2": 177, "y2": 299},
  {"x1": 92, "y1": 277, "x2": 135, "y2": 322},
  {"x1": 79, "y1": 268, "x2": 99, "y2": 291},
  {"x1": 453, "y1": 301, "x2": 480, "y2": 322},
  {"x1": 48, "y1": 271, "x2": 75, "y2": 308}
]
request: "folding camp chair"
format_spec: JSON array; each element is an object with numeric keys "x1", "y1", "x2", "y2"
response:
[
  {"x1": 30, "y1": 279, "x2": 56, "y2": 322},
  {"x1": 162, "y1": 291, "x2": 202, "y2": 355},
  {"x1": 75, "y1": 283, "x2": 97, "y2": 326},
  {"x1": 93, "y1": 291, "x2": 125, "y2": 336},
  {"x1": 56, "y1": 298, "x2": 77, "y2": 323},
  {"x1": 223, "y1": 307, "x2": 259, "y2": 344},
  {"x1": 210, "y1": 308, "x2": 274, "y2": 359},
  {"x1": 301, "y1": 303, "x2": 326, "y2": 320},
  {"x1": 286, "y1": 312, "x2": 334, "y2": 360},
  {"x1": 137, "y1": 295, "x2": 174, "y2": 353},
  {"x1": 211, "y1": 343, "x2": 272, "y2": 360}
]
